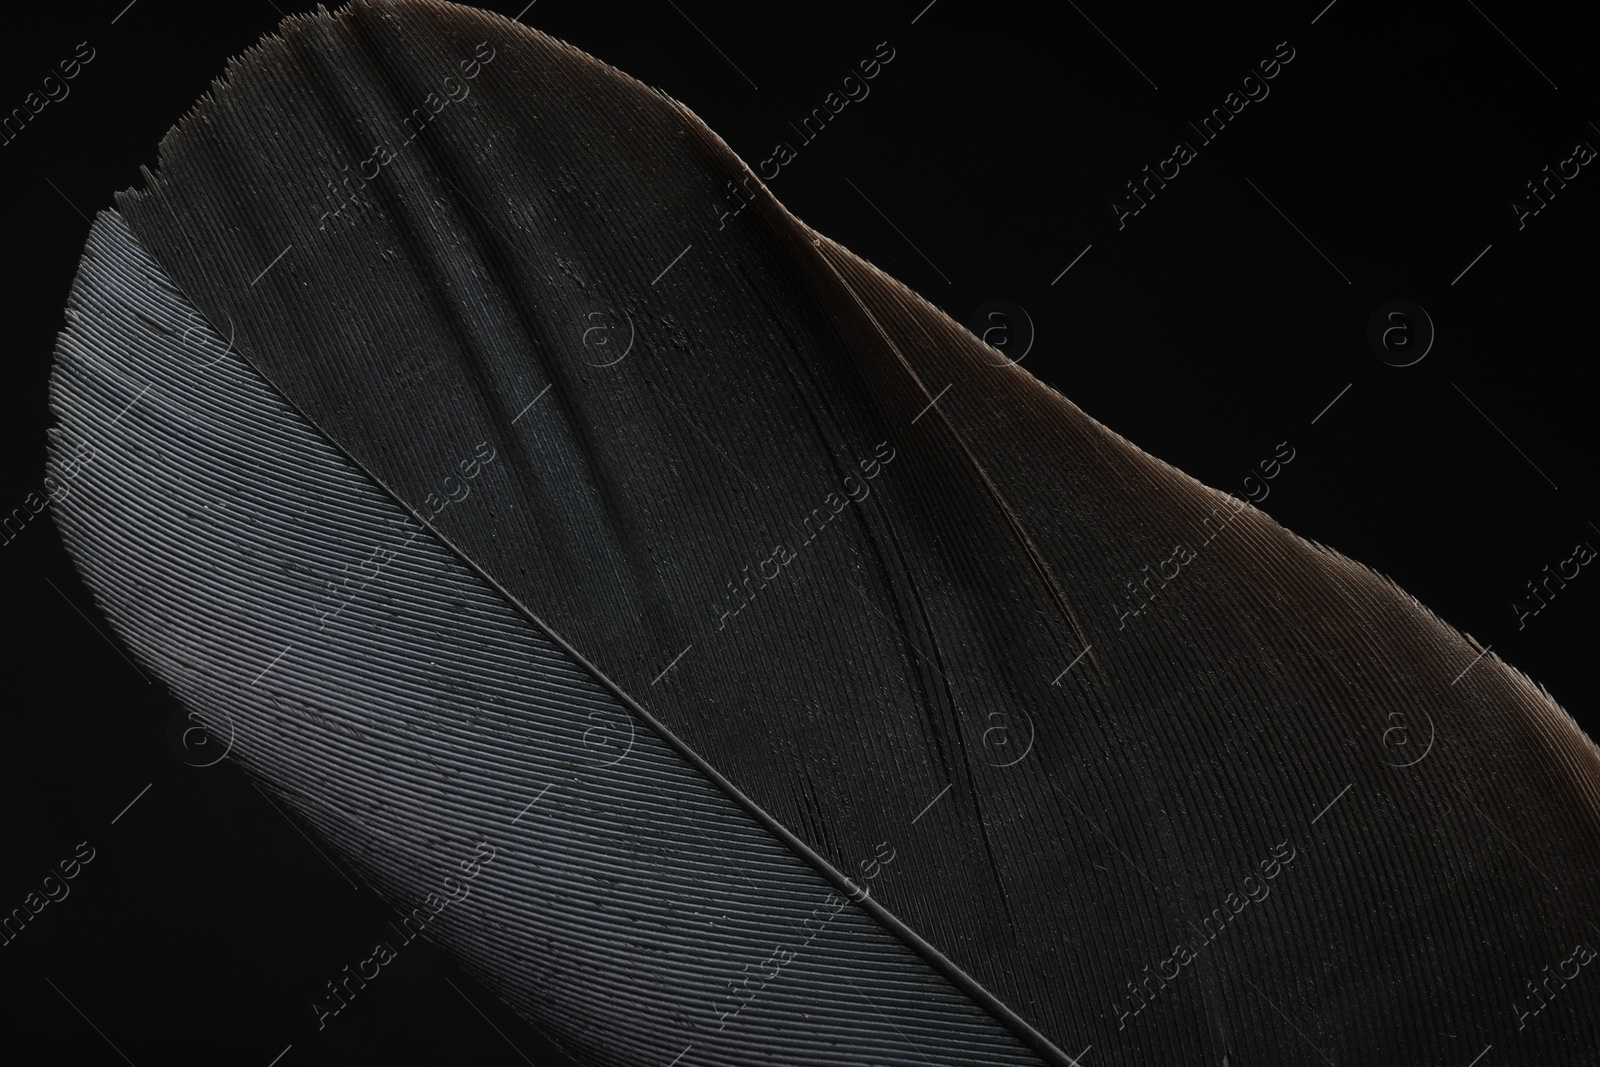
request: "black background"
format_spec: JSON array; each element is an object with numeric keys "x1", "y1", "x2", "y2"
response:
[{"x1": 2, "y1": 1, "x2": 1594, "y2": 1063}]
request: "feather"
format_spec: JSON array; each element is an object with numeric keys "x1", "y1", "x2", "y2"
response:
[{"x1": 49, "y1": 1, "x2": 1600, "y2": 1064}]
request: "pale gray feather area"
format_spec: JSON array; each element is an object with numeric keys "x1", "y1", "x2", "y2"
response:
[{"x1": 46, "y1": 210, "x2": 1046, "y2": 1067}]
